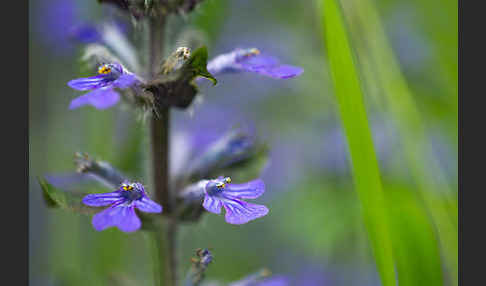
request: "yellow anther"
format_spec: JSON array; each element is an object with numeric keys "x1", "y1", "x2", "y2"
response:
[
  {"x1": 98, "y1": 65, "x2": 111, "y2": 75},
  {"x1": 249, "y1": 48, "x2": 260, "y2": 55},
  {"x1": 225, "y1": 177, "x2": 232, "y2": 184},
  {"x1": 122, "y1": 184, "x2": 134, "y2": 191},
  {"x1": 216, "y1": 182, "x2": 226, "y2": 189},
  {"x1": 261, "y1": 268, "x2": 272, "y2": 277}
]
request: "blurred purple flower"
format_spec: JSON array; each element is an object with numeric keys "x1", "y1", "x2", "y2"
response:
[
  {"x1": 33, "y1": 0, "x2": 80, "y2": 54},
  {"x1": 33, "y1": 1, "x2": 124, "y2": 51},
  {"x1": 207, "y1": 48, "x2": 303, "y2": 79},
  {"x1": 68, "y1": 23, "x2": 103, "y2": 43},
  {"x1": 82, "y1": 181, "x2": 162, "y2": 232},
  {"x1": 67, "y1": 62, "x2": 139, "y2": 109}
]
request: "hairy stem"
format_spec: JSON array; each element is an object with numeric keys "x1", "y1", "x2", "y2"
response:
[
  {"x1": 149, "y1": 15, "x2": 170, "y2": 211},
  {"x1": 150, "y1": 108, "x2": 170, "y2": 209},
  {"x1": 148, "y1": 16, "x2": 178, "y2": 286}
]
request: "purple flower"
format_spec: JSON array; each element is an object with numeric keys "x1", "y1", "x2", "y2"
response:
[
  {"x1": 34, "y1": 0, "x2": 81, "y2": 55},
  {"x1": 68, "y1": 23, "x2": 102, "y2": 43},
  {"x1": 201, "y1": 176, "x2": 268, "y2": 224},
  {"x1": 82, "y1": 181, "x2": 162, "y2": 232},
  {"x1": 206, "y1": 48, "x2": 303, "y2": 79},
  {"x1": 67, "y1": 62, "x2": 139, "y2": 109}
]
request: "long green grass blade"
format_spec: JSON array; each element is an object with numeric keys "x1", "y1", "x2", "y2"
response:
[
  {"x1": 385, "y1": 183, "x2": 444, "y2": 286},
  {"x1": 320, "y1": 0, "x2": 396, "y2": 285},
  {"x1": 339, "y1": 1, "x2": 457, "y2": 284}
]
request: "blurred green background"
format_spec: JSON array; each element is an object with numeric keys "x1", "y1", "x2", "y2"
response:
[{"x1": 29, "y1": 0, "x2": 457, "y2": 285}]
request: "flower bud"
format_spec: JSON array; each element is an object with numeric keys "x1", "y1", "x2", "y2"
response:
[
  {"x1": 74, "y1": 152, "x2": 127, "y2": 188},
  {"x1": 187, "y1": 130, "x2": 259, "y2": 181}
]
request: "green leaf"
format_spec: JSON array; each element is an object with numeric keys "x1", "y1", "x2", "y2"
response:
[
  {"x1": 41, "y1": 181, "x2": 59, "y2": 208},
  {"x1": 184, "y1": 46, "x2": 217, "y2": 85},
  {"x1": 38, "y1": 176, "x2": 98, "y2": 215},
  {"x1": 320, "y1": 0, "x2": 396, "y2": 285}
]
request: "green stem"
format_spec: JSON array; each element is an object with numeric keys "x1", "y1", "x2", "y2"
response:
[{"x1": 148, "y1": 15, "x2": 178, "y2": 286}]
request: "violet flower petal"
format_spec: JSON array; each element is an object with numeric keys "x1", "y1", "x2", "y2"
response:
[
  {"x1": 112, "y1": 73, "x2": 137, "y2": 88},
  {"x1": 92, "y1": 204, "x2": 141, "y2": 232},
  {"x1": 134, "y1": 196, "x2": 163, "y2": 213},
  {"x1": 254, "y1": 64, "x2": 304, "y2": 79},
  {"x1": 240, "y1": 56, "x2": 303, "y2": 79},
  {"x1": 223, "y1": 179, "x2": 265, "y2": 199},
  {"x1": 203, "y1": 194, "x2": 223, "y2": 214},
  {"x1": 222, "y1": 198, "x2": 269, "y2": 225},
  {"x1": 82, "y1": 191, "x2": 123, "y2": 207},
  {"x1": 69, "y1": 87, "x2": 120, "y2": 110},
  {"x1": 238, "y1": 55, "x2": 279, "y2": 69},
  {"x1": 68, "y1": 75, "x2": 111, "y2": 91}
]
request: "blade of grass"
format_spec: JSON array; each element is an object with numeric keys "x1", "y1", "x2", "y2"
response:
[
  {"x1": 319, "y1": 0, "x2": 396, "y2": 285},
  {"x1": 385, "y1": 183, "x2": 444, "y2": 286},
  {"x1": 339, "y1": 1, "x2": 457, "y2": 284}
]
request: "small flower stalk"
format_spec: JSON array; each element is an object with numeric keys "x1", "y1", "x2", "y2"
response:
[{"x1": 184, "y1": 248, "x2": 213, "y2": 286}]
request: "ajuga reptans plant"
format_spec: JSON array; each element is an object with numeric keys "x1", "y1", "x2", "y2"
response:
[{"x1": 39, "y1": 1, "x2": 302, "y2": 285}]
